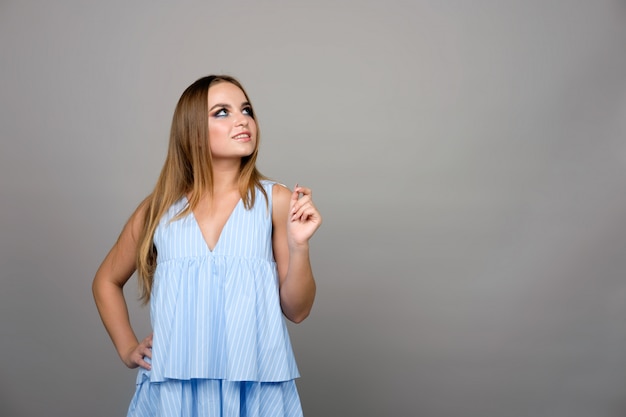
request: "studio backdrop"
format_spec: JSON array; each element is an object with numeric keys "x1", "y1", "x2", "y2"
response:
[{"x1": 1, "y1": 1, "x2": 626, "y2": 416}]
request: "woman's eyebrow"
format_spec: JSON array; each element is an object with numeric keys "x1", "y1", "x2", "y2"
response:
[
  {"x1": 209, "y1": 102, "x2": 252, "y2": 112},
  {"x1": 209, "y1": 103, "x2": 231, "y2": 111}
]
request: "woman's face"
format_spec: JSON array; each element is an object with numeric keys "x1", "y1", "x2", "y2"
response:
[{"x1": 207, "y1": 81, "x2": 257, "y2": 161}]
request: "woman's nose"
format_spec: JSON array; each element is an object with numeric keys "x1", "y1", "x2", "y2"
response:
[{"x1": 235, "y1": 112, "x2": 249, "y2": 126}]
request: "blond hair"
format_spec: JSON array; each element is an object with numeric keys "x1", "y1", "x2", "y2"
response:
[{"x1": 136, "y1": 75, "x2": 267, "y2": 303}]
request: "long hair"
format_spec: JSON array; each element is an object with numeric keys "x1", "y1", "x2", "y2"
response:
[{"x1": 136, "y1": 75, "x2": 267, "y2": 303}]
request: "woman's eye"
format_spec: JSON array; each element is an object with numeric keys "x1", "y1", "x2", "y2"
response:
[
  {"x1": 214, "y1": 108, "x2": 228, "y2": 117},
  {"x1": 243, "y1": 107, "x2": 254, "y2": 117}
]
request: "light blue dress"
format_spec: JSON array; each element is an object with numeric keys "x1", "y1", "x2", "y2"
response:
[{"x1": 127, "y1": 181, "x2": 303, "y2": 417}]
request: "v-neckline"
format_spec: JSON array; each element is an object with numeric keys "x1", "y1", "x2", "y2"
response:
[{"x1": 185, "y1": 196, "x2": 242, "y2": 253}]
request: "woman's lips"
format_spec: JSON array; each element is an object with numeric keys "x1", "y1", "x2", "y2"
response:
[{"x1": 232, "y1": 132, "x2": 251, "y2": 141}]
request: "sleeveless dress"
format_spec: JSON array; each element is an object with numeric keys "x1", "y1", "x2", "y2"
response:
[{"x1": 127, "y1": 181, "x2": 303, "y2": 417}]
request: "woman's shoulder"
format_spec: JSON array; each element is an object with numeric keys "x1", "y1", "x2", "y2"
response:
[
  {"x1": 259, "y1": 179, "x2": 289, "y2": 190},
  {"x1": 260, "y1": 180, "x2": 289, "y2": 199},
  {"x1": 269, "y1": 182, "x2": 292, "y2": 219},
  {"x1": 257, "y1": 179, "x2": 289, "y2": 197},
  {"x1": 127, "y1": 196, "x2": 151, "y2": 230}
]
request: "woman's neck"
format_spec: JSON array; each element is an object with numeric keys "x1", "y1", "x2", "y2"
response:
[{"x1": 209, "y1": 159, "x2": 241, "y2": 194}]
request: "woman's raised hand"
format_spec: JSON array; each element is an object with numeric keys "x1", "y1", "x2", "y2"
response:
[{"x1": 287, "y1": 184, "x2": 322, "y2": 249}]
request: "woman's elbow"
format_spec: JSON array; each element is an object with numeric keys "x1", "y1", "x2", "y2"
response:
[{"x1": 284, "y1": 305, "x2": 313, "y2": 324}]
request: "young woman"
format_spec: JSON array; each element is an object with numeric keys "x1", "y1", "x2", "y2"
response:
[{"x1": 93, "y1": 75, "x2": 321, "y2": 417}]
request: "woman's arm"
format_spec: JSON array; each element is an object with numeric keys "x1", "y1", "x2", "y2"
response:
[
  {"x1": 272, "y1": 184, "x2": 322, "y2": 323},
  {"x1": 92, "y1": 202, "x2": 152, "y2": 369}
]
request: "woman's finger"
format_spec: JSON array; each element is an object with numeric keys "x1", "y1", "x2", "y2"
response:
[
  {"x1": 291, "y1": 197, "x2": 313, "y2": 217},
  {"x1": 291, "y1": 203, "x2": 320, "y2": 223}
]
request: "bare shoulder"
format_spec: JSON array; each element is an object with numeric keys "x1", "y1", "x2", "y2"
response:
[
  {"x1": 272, "y1": 183, "x2": 291, "y2": 221},
  {"x1": 111, "y1": 196, "x2": 150, "y2": 248},
  {"x1": 126, "y1": 197, "x2": 150, "y2": 238},
  {"x1": 272, "y1": 183, "x2": 291, "y2": 202}
]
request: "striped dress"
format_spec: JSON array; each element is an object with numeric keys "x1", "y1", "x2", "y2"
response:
[{"x1": 127, "y1": 180, "x2": 303, "y2": 417}]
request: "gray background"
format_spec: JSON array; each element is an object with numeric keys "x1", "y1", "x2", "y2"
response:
[{"x1": 1, "y1": 1, "x2": 626, "y2": 416}]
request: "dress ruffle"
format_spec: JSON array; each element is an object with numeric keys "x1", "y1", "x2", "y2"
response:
[{"x1": 129, "y1": 367, "x2": 303, "y2": 417}]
